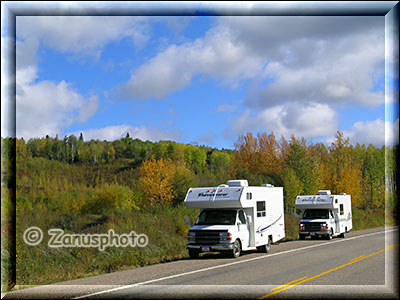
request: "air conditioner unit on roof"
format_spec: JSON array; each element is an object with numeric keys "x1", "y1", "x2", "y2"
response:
[
  {"x1": 226, "y1": 180, "x2": 248, "y2": 187},
  {"x1": 317, "y1": 190, "x2": 331, "y2": 195}
]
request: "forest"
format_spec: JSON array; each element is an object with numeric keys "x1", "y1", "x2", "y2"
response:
[
  {"x1": 2, "y1": 130, "x2": 397, "y2": 212},
  {"x1": 0, "y1": 131, "x2": 397, "y2": 287}
]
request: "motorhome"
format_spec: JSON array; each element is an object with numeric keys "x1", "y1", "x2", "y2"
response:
[
  {"x1": 295, "y1": 190, "x2": 352, "y2": 240},
  {"x1": 184, "y1": 180, "x2": 285, "y2": 258}
]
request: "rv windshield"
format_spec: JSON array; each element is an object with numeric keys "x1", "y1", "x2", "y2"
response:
[
  {"x1": 303, "y1": 209, "x2": 329, "y2": 219},
  {"x1": 195, "y1": 209, "x2": 237, "y2": 225}
]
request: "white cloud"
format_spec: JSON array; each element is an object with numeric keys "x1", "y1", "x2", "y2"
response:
[
  {"x1": 114, "y1": 25, "x2": 266, "y2": 100},
  {"x1": 386, "y1": 118, "x2": 399, "y2": 146},
  {"x1": 324, "y1": 118, "x2": 399, "y2": 147},
  {"x1": 16, "y1": 71, "x2": 99, "y2": 139},
  {"x1": 115, "y1": 16, "x2": 385, "y2": 110},
  {"x1": 16, "y1": 16, "x2": 149, "y2": 58},
  {"x1": 231, "y1": 102, "x2": 338, "y2": 140},
  {"x1": 9, "y1": 16, "x2": 142, "y2": 139},
  {"x1": 2, "y1": 35, "x2": 99, "y2": 139},
  {"x1": 226, "y1": 16, "x2": 385, "y2": 109},
  {"x1": 71, "y1": 125, "x2": 181, "y2": 142}
]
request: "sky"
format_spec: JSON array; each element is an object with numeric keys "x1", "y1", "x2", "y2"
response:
[{"x1": 2, "y1": 3, "x2": 399, "y2": 149}]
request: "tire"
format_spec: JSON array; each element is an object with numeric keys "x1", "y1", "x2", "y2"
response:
[
  {"x1": 327, "y1": 228, "x2": 333, "y2": 240},
  {"x1": 265, "y1": 237, "x2": 271, "y2": 253},
  {"x1": 231, "y1": 239, "x2": 241, "y2": 258},
  {"x1": 188, "y1": 248, "x2": 200, "y2": 259},
  {"x1": 339, "y1": 232, "x2": 346, "y2": 238},
  {"x1": 257, "y1": 237, "x2": 271, "y2": 253}
]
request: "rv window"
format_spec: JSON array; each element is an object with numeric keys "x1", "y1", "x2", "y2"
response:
[
  {"x1": 257, "y1": 201, "x2": 266, "y2": 217},
  {"x1": 238, "y1": 210, "x2": 246, "y2": 224},
  {"x1": 247, "y1": 193, "x2": 252, "y2": 200},
  {"x1": 303, "y1": 209, "x2": 329, "y2": 219},
  {"x1": 195, "y1": 210, "x2": 237, "y2": 225},
  {"x1": 340, "y1": 204, "x2": 344, "y2": 215}
]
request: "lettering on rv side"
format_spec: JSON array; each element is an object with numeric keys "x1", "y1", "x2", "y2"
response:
[{"x1": 198, "y1": 192, "x2": 228, "y2": 197}]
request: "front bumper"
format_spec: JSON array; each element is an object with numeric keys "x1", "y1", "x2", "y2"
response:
[
  {"x1": 187, "y1": 243, "x2": 234, "y2": 251},
  {"x1": 299, "y1": 229, "x2": 329, "y2": 236}
]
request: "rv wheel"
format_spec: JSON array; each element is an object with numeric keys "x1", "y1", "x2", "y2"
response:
[
  {"x1": 257, "y1": 237, "x2": 271, "y2": 253},
  {"x1": 339, "y1": 232, "x2": 346, "y2": 238},
  {"x1": 265, "y1": 237, "x2": 271, "y2": 253},
  {"x1": 327, "y1": 229, "x2": 333, "y2": 240},
  {"x1": 231, "y1": 239, "x2": 241, "y2": 258}
]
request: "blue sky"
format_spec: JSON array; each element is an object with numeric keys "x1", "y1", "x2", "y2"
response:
[{"x1": 2, "y1": 7, "x2": 398, "y2": 149}]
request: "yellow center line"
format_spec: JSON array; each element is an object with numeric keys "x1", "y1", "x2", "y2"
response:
[
  {"x1": 271, "y1": 276, "x2": 308, "y2": 291},
  {"x1": 349, "y1": 255, "x2": 366, "y2": 262},
  {"x1": 258, "y1": 244, "x2": 398, "y2": 299}
]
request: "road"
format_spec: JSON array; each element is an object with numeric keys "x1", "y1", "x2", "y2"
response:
[{"x1": 4, "y1": 226, "x2": 398, "y2": 299}]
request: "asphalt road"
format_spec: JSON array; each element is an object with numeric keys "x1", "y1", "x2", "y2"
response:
[{"x1": 4, "y1": 226, "x2": 398, "y2": 299}]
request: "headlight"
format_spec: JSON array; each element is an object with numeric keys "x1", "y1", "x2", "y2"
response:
[
  {"x1": 187, "y1": 231, "x2": 195, "y2": 242},
  {"x1": 321, "y1": 223, "x2": 328, "y2": 229},
  {"x1": 219, "y1": 232, "x2": 232, "y2": 241}
]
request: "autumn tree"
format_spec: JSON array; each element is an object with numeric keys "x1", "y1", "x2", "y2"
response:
[
  {"x1": 139, "y1": 157, "x2": 175, "y2": 207},
  {"x1": 258, "y1": 132, "x2": 283, "y2": 176},
  {"x1": 233, "y1": 132, "x2": 260, "y2": 174},
  {"x1": 330, "y1": 131, "x2": 363, "y2": 207}
]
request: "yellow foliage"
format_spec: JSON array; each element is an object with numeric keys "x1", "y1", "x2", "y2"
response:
[{"x1": 139, "y1": 157, "x2": 175, "y2": 207}]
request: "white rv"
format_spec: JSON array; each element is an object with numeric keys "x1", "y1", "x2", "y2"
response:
[
  {"x1": 295, "y1": 190, "x2": 352, "y2": 240},
  {"x1": 184, "y1": 180, "x2": 285, "y2": 258}
]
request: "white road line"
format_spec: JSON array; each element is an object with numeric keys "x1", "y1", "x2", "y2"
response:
[{"x1": 73, "y1": 228, "x2": 397, "y2": 299}]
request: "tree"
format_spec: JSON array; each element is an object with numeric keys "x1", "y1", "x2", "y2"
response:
[
  {"x1": 171, "y1": 165, "x2": 195, "y2": 206},
  {"x1": 282, "y1": 168, "x2": 303, "y2": 215},
  {"x1": 16, "y1": 138, "x2": 29, "y2": 158},
  {"x1": 258, "y1": 132, "x2": 283, "y2": 176},
  {"x1": 364, "y1": 145, "x2": 385, "y2": 208},
  {"x1": 139, "y1": 157, "x2": 175, "y2": 207},
  {"x1": 285, "y1": 142, "x2": 321, "y2": 195},
  {"x1": 233, "y1": 132, "x2": 259, "y2": 173},
  {"x1": 330, "y1": 131, "x2": 363, "y2": 207}
]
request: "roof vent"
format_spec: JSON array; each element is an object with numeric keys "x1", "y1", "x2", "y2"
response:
[
  {"x1": 317, "y1": 190, "x2": 331, "y2": 195},
  {"x1": 227, "y1": 180, "x2": 248, "y2": 187},
  {"x1": 262, "y1": 184, "x2": 274, "y2": 187}
]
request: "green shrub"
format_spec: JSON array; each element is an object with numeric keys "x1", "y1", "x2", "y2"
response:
[{"x1": 86, "y1": 184, "x2": 139, "y2": 213}]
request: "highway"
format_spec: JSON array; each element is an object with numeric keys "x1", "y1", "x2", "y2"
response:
[{"x1": 4, "y1": 226, "x2": 398, "y2": 299}]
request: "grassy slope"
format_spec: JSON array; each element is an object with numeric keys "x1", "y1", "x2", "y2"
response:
[{"x1": 10, "y1": 157, "x2": 394, "y2": 286}]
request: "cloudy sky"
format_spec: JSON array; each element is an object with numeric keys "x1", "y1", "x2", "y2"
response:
[{"x1": 2, "y1": 3, "x2": 399, "y2": 149}]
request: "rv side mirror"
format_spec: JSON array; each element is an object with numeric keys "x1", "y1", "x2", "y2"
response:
[
  {"x1": 246, "y1": 215, "x2": 252, "y2": 224},
  {"x1": 185, "y1": 216, "x2": 191, "y2": 226}
]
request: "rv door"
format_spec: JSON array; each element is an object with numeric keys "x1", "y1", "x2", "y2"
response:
[
  {"x1": 334, "y1": 211, "x2": 339, "y2": 234},
  {"x1": 238, "y1": 210, "x2": 250, "y2": 247}
]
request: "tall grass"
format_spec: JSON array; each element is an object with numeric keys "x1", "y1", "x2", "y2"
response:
[
  {"x1": 15, "y1": 205, "x2": 393, "y2": 287},
  {"x1": 16, "y1": 205, "x2": 199, "y2": 286}
]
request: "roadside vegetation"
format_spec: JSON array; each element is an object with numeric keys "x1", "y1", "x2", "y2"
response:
[{"x1": 1, "y1": 131, "x2": 397, "y2": 288}]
